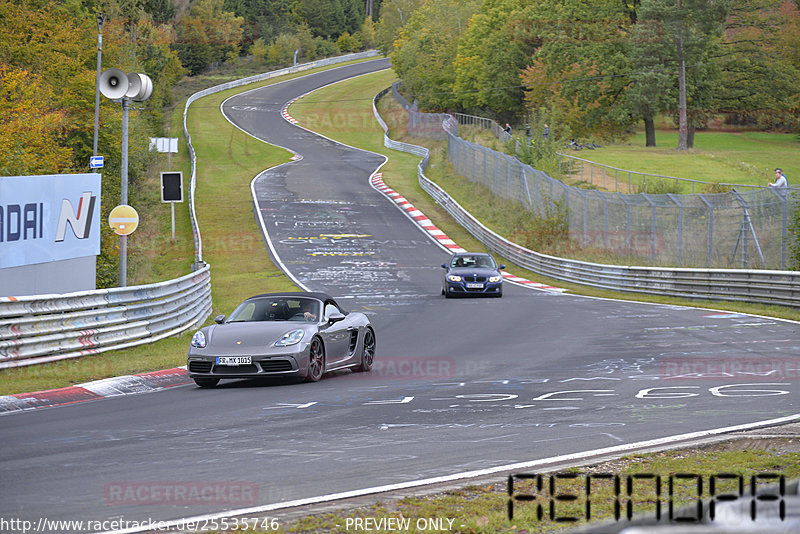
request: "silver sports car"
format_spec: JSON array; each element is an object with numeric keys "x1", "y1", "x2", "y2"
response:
[{"x1": 187, "y1": 292, "x2": 375, "y2": 387}]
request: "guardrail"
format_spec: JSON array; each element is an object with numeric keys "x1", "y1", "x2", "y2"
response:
[
  {"x1": 0, "y1": 265, "x2": 212, "y2": 368},
  {"x1": 374, "y1": 88, "x2": 800, "y2": 309}
]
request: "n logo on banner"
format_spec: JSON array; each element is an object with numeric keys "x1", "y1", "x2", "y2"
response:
[{"x1": 55, "y1": 192, "x2": 96, "y2": 242}]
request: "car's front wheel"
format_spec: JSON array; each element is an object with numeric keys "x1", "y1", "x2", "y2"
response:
[
  {"x1": 193, "y1": 377, "x2": 219, "y2": 388},
  {"x1": 305, "y1": 337, "x2": 325, "y2": 382},
  {"x1": 354, "y1": 328, "x2": 376, "y2": 372}
]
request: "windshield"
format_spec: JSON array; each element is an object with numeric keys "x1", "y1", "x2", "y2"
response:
[
  {"x1": 227, "y1": 297, "x2": 321, "y2": 322},
  {"x1": 450, "y1": 255, "x2": 496, "y2": 269}
]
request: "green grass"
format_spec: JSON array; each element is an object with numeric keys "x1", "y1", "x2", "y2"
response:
[{"x1": 560, "y1": 129, "x2": 800, "y2": 193}]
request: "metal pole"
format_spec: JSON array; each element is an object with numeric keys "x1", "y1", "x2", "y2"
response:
[
  {"x1": 667, "y1": 193, "x2": 683, "y2": 266},
  {"x1": 171, "y1": 202, "x2": 176, "y2": 241},
  {"x1": 699, "y1": 194, "x2": 714, "y2": 266},
  {"x1": 92, "y1": 13, "x2": 105, "y2": 156},
  {"x1": 120, "y1": 97, "x2": 129, "y2": 287}
]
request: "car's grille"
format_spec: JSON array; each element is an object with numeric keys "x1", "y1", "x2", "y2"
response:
[
  {"x1": 348, "y1": 330, "x2": 359, "y2": 354},
  {"x1": 213, "y1": 364, "x2": 258, "y2": 374},
  {"x1": 189, "y1": 360, "x2": 212, "y2": 373},
  {"x1": 463, "y1": 275, "x2": 487, "y2": 282},
  {"x1": 260, "y1": 360, "x2": 293, "y2": 372}
]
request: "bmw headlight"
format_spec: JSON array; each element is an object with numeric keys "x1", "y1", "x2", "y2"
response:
[
  {"x1": 489, "y1": 275, "x2": 502, "y2": 283},
  {"x1": 275, "y1": 329, "x2": 305, "y2": 347},
  {"x1": 447, "y1": 275, "x2": 462, "y2": 282},
  {"x1": 191, "y1": 330, "x2": 207, "y2": 348}
]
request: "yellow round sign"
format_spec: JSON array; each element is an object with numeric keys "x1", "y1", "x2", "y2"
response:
[{"x1": 109, "y1": 205, "x2": 139, "y2": 236}]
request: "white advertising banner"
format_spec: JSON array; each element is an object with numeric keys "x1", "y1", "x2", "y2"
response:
[{"x1": 0, "y1": 174, "x2": 102, "y2": 269}]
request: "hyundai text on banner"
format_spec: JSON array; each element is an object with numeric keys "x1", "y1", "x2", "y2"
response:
[{"x1": 0, "y1": 174, "x2": 102, "y2": 269}]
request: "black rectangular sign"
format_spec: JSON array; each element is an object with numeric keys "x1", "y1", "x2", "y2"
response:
[{"x1": 161, "y1": 171, "x2": 183, "y2": 203}]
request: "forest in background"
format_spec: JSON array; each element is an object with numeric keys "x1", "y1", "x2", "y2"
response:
[{"x1": 383, "y1": 0, "x2": 800, "y2": 148}]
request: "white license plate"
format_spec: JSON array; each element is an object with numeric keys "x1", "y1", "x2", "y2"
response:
[
  {"x1": 216, "y1": 356, "x2": 252, "y2": 366},
  {"x1": 466, "y1": 283, "x2": 484, "y2": 289}
]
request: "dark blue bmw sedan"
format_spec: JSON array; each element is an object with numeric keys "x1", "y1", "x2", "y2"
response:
[{"x1": 441, "y1": 252, "x2": 505, "y2": 298}]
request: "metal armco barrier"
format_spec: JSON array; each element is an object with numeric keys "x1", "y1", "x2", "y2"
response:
[
  {"x1": 0, "y1": 265, "x2": 211, "y2": 368},
  {"x1": 374, "y1": 88, "x2": 800, "y2": 309}
]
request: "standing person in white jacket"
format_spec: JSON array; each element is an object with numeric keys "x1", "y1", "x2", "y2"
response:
[{"x1": 769, "y1": 168, "x2": 788, "y2": 188}]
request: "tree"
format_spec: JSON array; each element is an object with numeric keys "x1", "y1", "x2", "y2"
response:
[
  {"x1": 173, "y1": 0, "x2": 244, "y2": 74},
  {"x1": 0, "y1": 66, "x2": 73, "y2": 175},
  {"x1": 223, "y1": 0, "x2": 295, "y2": 48},
  {"x1": 337, "y1": 31, "x2": 362, "y2": 52},
  {"x1": 632, "y1": 0, "x2": 729, "y2": 149},
  {"x1": 358, "y1": 16, "x2": 376, "y2": 49},
  {"x1": 268, "y1": 33, "x2": 302, "y2": 64},
  {"x1": 0, "y1": 0, "x2": 96, "y2": 172},
  {"x1": 374, "y1": 0, "x2": 425, "y2": 55},
  {"x1": 626, "y1": 18, "x2": 675, "y2": 145},
  {"x1": 518, "y1": 0, "x2": 634, "y2": 140},
  {"x1": 390, "y1": 0, "x2": 480, "y2": 110},
  {"x1": 715, "y1": 0, "x2": 800, "y2": 132},
  {"x1": 298, "y1": 0, "x2": 359, "y2": 39},
  {"x1": 452, "y1": 0, "x2": 534, "y2": 117}
]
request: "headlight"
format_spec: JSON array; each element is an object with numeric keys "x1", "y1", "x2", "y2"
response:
[
  {"x1": 191, "y1": 330, "x2": 207, "y2": 348},
  {"x1": 447, "y1": 275, "x2": 462, "y2": 282},
  {"x1": 489, "y1": 275, "x2": 502, "y2": 283},
  {"x1": 275, "y1": 329, "x2": 305, "y2": 347}
]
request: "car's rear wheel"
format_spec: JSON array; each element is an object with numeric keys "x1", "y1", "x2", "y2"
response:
[
  {"x1": 354, "y1": 328, "x2": 376, "y2": 372},
  {"x1": 193, "y1": 377, "x2": 219, "y2": 388},
  {"x1": 305, "y1": 337, "x2": 325, "y2": 382}
]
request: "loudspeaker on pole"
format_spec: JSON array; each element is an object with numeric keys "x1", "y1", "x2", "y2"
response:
[
  {"x1": 99, "y1": 68, "x2": 129, "y2": 99},
  {"x1": 125, "y1": 73, "x2": 153, "y2": 102}
]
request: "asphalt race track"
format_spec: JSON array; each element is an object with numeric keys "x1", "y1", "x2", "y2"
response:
[{"x1": 1, "y1": 58, "x2": 799, "y2": 531}]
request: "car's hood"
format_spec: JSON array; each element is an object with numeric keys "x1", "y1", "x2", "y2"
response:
[{"x1": 206, "y1": 322, "x2": 314, "y2": 348}]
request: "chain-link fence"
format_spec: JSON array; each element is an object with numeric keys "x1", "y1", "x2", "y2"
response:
[{"x1": 391, "y1": 84, "x2": 798, "y2": 269}]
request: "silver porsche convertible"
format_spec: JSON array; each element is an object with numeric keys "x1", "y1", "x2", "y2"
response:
[{"x1": 187, "y1": 292, "x2": 375, "y2": 387}]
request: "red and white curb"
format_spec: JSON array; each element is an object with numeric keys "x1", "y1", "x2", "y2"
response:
[
  {"x1": 281, "y1": 97, "x2": 299, "y2": 124},
  {"x1": 370, "y1": 173, "x2": 565, "y2": 293},
  {"x1": 0, "y1": 367, "x2": 191, "y2": 415}
]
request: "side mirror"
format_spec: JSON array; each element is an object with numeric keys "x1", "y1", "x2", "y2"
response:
[
  {"x1": 441, "y1": 264, "x2": 447, "y2": 269},
  {"x1": 499, "y1": 264, "x2": 506, "y2": 270},
  {"x1": 214, "y1": 314, "x2": 226, "y2": 324},
  {"x1": 327, "y1": 311, "x2": 346, "y2": 323}
]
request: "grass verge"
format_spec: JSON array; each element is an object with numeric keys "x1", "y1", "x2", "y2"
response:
[{"x1": 576, "y1": 130, "x2": 800, "y2": 190}]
